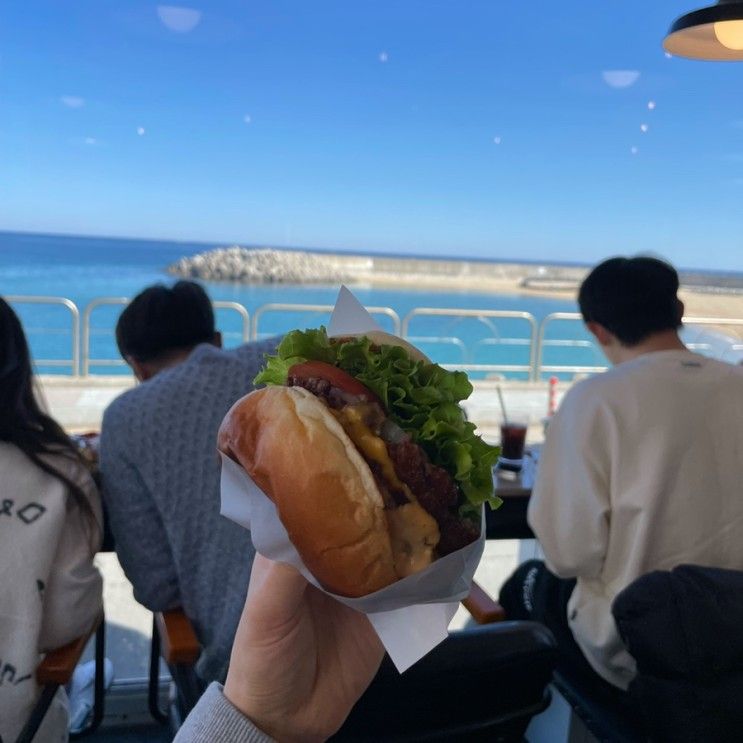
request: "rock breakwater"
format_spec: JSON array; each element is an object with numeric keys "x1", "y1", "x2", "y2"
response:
[
  {"x1": 168, "y1": 246, "x2": 366, "y2": 284},
  {"x1": 167, "y1": 244, "x2": 585, "y2": 290}
]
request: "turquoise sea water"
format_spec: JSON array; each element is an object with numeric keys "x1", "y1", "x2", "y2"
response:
[{"x1": 0, "y1": 230, "x2": 601, "y2": 378}]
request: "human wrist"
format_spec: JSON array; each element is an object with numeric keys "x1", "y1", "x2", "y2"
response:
[{"x1": 223, "y1": 672, "x2": 281, "y2": 742}]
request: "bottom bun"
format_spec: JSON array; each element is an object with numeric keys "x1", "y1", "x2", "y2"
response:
[{"x1": 218, "y1": 386, "x2": 398, "y2": 597}]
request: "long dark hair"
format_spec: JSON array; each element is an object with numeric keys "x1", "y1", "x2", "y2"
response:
[{"x1": 0, "y1": 297, "x2": 99, "y2": 541}]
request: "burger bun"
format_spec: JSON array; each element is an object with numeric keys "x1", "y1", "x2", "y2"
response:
[{"x1": 218, "y1": 385, "x2": 398, "y2": 597}]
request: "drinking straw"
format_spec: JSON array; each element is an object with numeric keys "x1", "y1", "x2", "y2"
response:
[{"x1": 496, "y1": 385, "x2": 508, "y2": 423}]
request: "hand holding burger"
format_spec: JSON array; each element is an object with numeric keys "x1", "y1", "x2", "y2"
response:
[{"x1": 218, "y1": 328, "x2": 500, "y2": 597}]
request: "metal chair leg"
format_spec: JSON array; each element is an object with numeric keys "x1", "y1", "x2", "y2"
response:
[{"x1": 148, "y1": 615, "x2": 169, "y2": 724}]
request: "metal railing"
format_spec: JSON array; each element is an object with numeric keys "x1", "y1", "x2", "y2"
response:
[
  {"x1": 535, "y1": 312, "x2": 608, "y2": 379},
  {"x1": 535, "y1": 312, "x2": 743, "y2": 379},
  {"x1": 81, "y1": 298, "x2": 251, "y2": 375},
  {"x1": 6, "y1": 296, "x2": 81, "y2": 374},
  {"x1": 82, "y1": 297, "x2": 130, "y2": 376},
  {"x1": 402, "y1": 308, "x2": 539, "y2": 380},
  {"x1": 11, "y1": 295, "x2": 743, "y2": 378}
]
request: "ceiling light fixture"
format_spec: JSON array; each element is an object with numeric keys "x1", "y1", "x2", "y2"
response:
[{"x1": 664, "y1": 1, "x2": 743, "y2": 59}]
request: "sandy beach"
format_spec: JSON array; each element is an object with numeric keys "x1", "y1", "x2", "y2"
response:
[{"x1": 356, "y1": 269, "x2": 743, "y2": 338}]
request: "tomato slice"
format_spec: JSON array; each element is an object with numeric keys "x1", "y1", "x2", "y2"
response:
[{"x1": 288, "y1": 360, "x2": 382, "y2": 406}]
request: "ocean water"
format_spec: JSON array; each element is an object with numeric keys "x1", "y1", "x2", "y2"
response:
[{"x1": 0, "y1": 230, "x2": 603, "y2": 378}]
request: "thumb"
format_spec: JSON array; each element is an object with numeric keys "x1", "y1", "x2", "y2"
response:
[{"x1": 244, "y1": 553, "x2": 309, "y2": 628}]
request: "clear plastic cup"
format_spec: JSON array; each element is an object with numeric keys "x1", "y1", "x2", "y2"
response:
[{"x1": 498, "y1": 421, "x2": 528, "y2": 471}]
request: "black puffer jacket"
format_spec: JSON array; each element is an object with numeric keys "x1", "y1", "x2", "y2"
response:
[{"x1": 612, "y1": 564, "x2": 743, "y2": 743}]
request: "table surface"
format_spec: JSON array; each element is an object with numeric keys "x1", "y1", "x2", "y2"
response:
[
  {"x1": 486, "y1": 446, "x2": 540, "y2": 539},
  {"x1": 493, "y1": 446, "x2": 539, "y2": 498}
]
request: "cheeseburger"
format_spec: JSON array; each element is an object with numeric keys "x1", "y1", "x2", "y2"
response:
[{"x1": 218, "y1": 327, "x2": 500, "y2": 597}]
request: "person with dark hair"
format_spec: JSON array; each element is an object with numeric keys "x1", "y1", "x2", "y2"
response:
[
  {"x1": 0, "y1": 297, "x2": 103, "y2": 742},
  {"x1": 499, "y1": 255, "x2": 743, "y2": 693},
  {"x1": 99, "y1": 281, "x2": 278, "y2": 684},
  {"x1": 115, "y1": 280, "x2": 219, "y2": 380},
  {"x1": 577, "y1": 256, "x2": 683, "y2": 350}
]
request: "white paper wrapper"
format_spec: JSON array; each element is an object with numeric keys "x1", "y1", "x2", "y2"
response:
[{"x1": 220, "y1": 285, "x2": 486, "y2": 672}]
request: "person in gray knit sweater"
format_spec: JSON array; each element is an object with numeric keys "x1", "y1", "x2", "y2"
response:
[{"x1": 99, "y1": 281, "x2": 278, "y2": 683}]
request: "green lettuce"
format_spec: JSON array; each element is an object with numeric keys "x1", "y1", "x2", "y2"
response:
[{"x1": 254, "y1": 328, "x2": 502, "y2": 514}]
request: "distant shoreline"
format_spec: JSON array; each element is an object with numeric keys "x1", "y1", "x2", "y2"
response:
[
  {"x1": 168, "y1": 244, "x2": 743, "y2": 297},
  {"x1": 166, "y1": 246, "x2": 743, "y2": 339}
]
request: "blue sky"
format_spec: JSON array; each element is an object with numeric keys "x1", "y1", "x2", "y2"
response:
[{"x1": 1, "y1": 1, "x2": 742, "y2": 271}]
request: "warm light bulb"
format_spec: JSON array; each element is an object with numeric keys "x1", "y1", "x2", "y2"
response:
[{"x1": 714, "y1": 20, "x2": 743, "y2": 50}]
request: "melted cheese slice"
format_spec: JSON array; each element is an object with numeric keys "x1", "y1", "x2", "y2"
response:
[{"x1": 334, "y1": 405, "x2": 441, "y2": 578}]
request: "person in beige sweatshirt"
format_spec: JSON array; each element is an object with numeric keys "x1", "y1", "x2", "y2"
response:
[
  {"x1": 499, "y1": 256, "x2": 743, "y2": 692},
  {"x1": 0, "y1": 297, "x2": 102, "y2": 742}
]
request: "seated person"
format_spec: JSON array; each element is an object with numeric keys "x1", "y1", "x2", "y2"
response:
[
  {"x1": 99, "y1": 281, "x2": 277, "y2": 683},
  {"x1": 500, "y1": 256, "x2": 743, "y2": 692},
  {"x1": 0, "y1": 297, "x2": 103, "y2": 742}
]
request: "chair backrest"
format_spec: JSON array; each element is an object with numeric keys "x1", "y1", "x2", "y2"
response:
[
  {"x1": 612, "y1": 564, "x2": 743, "y2": 743},
  {"x1": 330, "y1": 621, "x2": 557, "y2": 742}
]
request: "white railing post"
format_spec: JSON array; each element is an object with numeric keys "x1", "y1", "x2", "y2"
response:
[
  {"x1": 6, "y1": 296, "x2": 81, "y2": 375},
  {"x1": 401, "y1": 307, "x2": 537, "y2": 380}
]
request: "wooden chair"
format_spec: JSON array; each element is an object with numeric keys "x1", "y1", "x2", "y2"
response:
[
  {"x1": 15, "y1": 614, "x2": 106, "y2": 743},
  {"x1": 148, "y1": 609, "x2": 202, "y2": 730}
]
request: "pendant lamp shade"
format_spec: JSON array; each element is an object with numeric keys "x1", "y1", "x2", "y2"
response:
[{"x1": 664, "y1": 1, "x2": 743, "y2": 60}]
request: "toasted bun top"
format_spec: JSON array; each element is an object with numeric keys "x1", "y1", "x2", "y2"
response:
[
  {"x1": 218, "y1": 386, "x2": 398, "y2": 597},
  {"x1": 340, "y1": 329, "x2": 430, "y2": 364}
]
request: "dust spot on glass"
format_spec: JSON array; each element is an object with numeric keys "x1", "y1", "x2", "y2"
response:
[
  {"x1": 601, "y1": 70, "x2": 640, "y2": 89},
  {"x1": 60, "y1": 95, "x2": 85, "y2": 109},
  {"x1": 157, "y1": 5, "x2": 202, "y2": 34}
]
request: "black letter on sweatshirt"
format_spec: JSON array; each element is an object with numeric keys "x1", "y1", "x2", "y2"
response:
[
  {"x1": 17, "y1": 503, "x2": 46, "y2": 524},
  {"x1": 0, "y1": 663, "x2": 16, "y2": 685}
]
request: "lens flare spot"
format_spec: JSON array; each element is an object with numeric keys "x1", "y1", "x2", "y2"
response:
[
  {"x1": 60, "y1": 96, "x2": 85, "y2": 109},
  {"x1": 602, "y1": 70, "x2": 640, "y2": 89},
  {"x1": 157, "y1": 5, "x2": 202, "y2": 33}
]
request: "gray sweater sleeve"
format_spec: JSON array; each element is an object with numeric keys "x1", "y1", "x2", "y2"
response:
[
  {"x1": 174, "y1": 683, "x2": 276, "y2": 743},
  {"x1": 99, "y1": 402, "x2": 182, "y2": 610}
]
